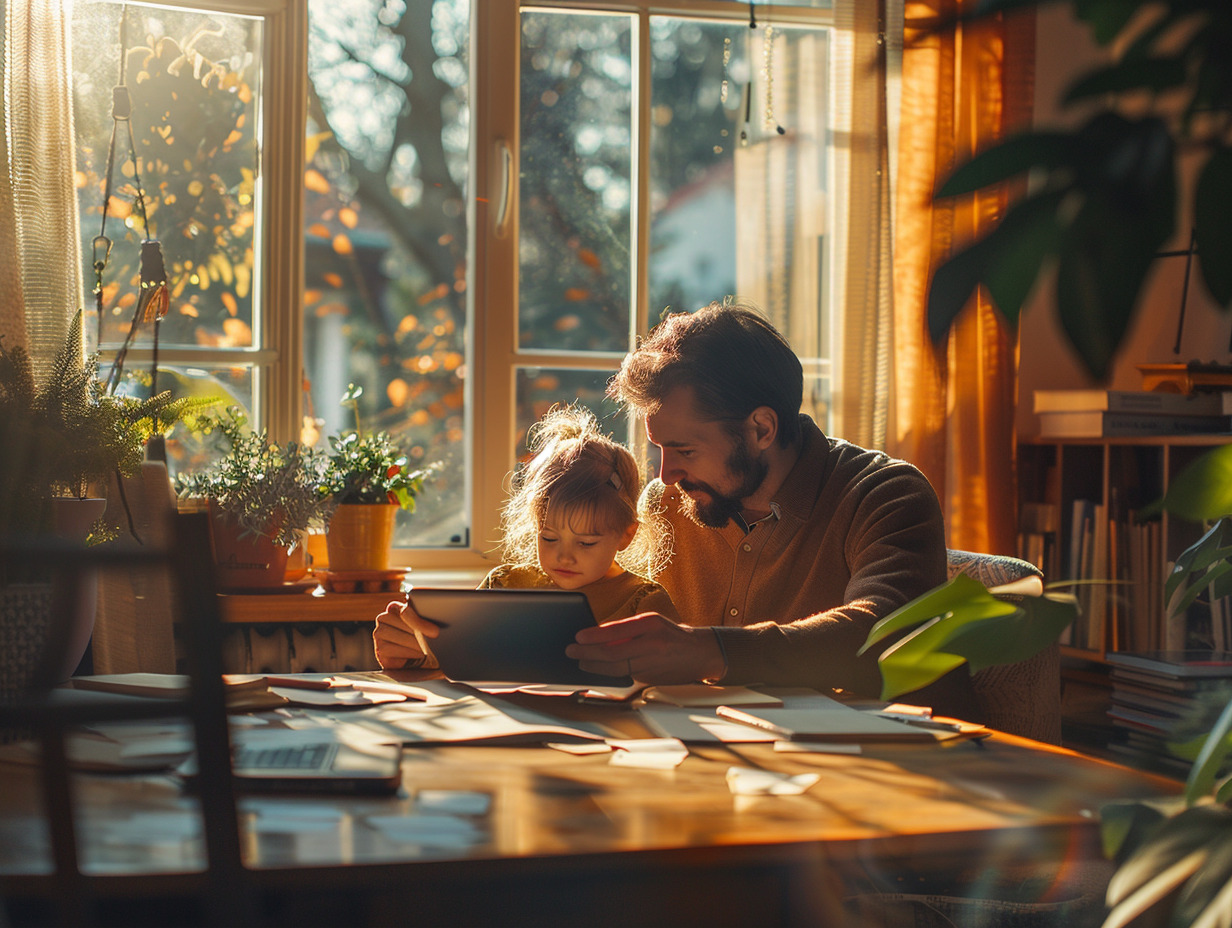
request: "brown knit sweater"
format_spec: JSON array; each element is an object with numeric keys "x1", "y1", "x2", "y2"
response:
[{"x1": 648, "y1": 416, "x2": 951, "y2": 703}]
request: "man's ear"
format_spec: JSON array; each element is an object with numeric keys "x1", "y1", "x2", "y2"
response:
[{"x1": 747, "y1": 406, "x2": 778, "y2": 450}]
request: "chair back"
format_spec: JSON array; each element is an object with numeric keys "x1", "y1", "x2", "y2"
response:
[
  {"x1": 946, "y1": 549, "x2": 1061, "y2": 744},
  {"x1": 0, "y1": 511, "x2": 257, "y2": 926}
]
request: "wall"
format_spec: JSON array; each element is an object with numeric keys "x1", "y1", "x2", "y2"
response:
[{"x1": 1016, "y1": 5, "x2": 1232, "y2": 436}]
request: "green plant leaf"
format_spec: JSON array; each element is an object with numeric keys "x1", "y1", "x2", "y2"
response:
[
  {"x1": 1103, "y1": 806, "x2": 1232, "y2": 928},
  {"x1": 934, "y1": 592, "x2": 1076, "y2": 674},
  {"x1": 1070, "y1": 0, "x2": 1146, "y2": 45},
  {"x1": 1196, "y1": 148, "x2": 1232, "y2": 307},
  {"x1": 860, "y1": 575, "x2": 1075, "y2": 700},
  {"x1": 860, "y1": 574, "x2": 992, "y2": 652},
  {"x1": 982, "y1": 190, "x2": 1066, "y2": 324},
  {"x1": 1186, "y1": 695, "x2": 1232, "y2": 806},
  {"x1": 936, "y1": 131, "x2": 1074, "y2": 198},
  {"x1": 1063, "y1": 57, "x2": 1188, "y2": 104},
  {"x1": 927, "y1": 239, "x2": 989, "y2": 343},
  {"x1": 1164, "y1": 448, "x2": 1232, "y2": 521}
]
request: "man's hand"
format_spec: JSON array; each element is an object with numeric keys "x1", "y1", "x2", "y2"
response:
[
  {"x1": 372, "y1": 599, "x2": 439, "y2": 670},
  {"x1": 565, "y1": 613, "x2": 726, "y2": 684}
]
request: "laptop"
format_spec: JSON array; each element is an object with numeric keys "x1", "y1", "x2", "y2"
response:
[
  {"x1": 182, "y1": 734, "x2": 404, "y2": 795},
  {"x1": 232, "y1": 738, "x2": 403, "y2": 794},
  {"x1": 408, "y1": 587, "x2": 634, "y2": 687}
]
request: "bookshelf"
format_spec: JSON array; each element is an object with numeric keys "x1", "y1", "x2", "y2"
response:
[
  {"x1": 1018, "y1": 434, "x2": 1232, "y2": 657},
  {"x1": 1018, "y1": 435, "x2": 1232, "y2": 756}
]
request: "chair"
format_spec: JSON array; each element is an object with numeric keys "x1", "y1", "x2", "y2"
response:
[
  {"x1": 946, "y1": 549, "x2": 1062, "y2": 744},
  {"x1": 0, "y1": 512, "x2": 257, "y2": 927}
]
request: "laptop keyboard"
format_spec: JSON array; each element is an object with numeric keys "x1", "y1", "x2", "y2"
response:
[{"x1": 234, "y1": 742, "x2": 332, "y2": 771}]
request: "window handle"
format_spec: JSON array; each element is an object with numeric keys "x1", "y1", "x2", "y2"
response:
[{"x1": 494, "y1": 138, "x2": 513, "y2": 239}]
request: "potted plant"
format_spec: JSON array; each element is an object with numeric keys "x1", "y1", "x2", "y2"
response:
[
  {"x1": 175, "y1": 408, "x2": 333, "y2": 591},
  {"x1": 1, "y1": 310, "x2": 212, "y2": 691},
  {"x1": 0, "y1": 311, "x2": 205, "y2": 543},
  {"x1": 317, "y1": 385, "x2": 432, "y2": 577}
]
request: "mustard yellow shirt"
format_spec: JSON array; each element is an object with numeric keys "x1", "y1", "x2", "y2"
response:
[{"x1": 479, "y1": 564, "x2": 681, "y2": 625}]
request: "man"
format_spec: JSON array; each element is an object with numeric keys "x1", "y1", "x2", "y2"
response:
[{"x1": 374, "y1": 300, "x2": 968, "y2": 711}]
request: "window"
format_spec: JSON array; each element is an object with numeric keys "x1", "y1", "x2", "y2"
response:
[{"x1": 71, "y1": 0, "x2": 843, "y2": 571}]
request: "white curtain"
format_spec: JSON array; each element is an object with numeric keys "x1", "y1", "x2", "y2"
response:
[{"x1": 1, "y1": 0, "x2": 84, "y2": 372}]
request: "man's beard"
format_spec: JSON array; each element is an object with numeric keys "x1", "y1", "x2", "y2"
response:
[{"x1": 678, "y1": 435, "x2": 768, "y2": 529}]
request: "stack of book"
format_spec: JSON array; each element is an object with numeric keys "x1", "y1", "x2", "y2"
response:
[
  {"x1": 1034, "y1": 389, "x2": 1232, "y2": 438},
  {"x1": 1105, "y1": 650, "x2": 1232, "y2": 777}
]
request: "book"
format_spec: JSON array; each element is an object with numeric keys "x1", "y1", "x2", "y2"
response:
[
  {"x1": 1105, "y1": 650, "x2": 1232, "y2": 679},
  {"x1": 713, "y1": 702, "x2": 946, "y2": 743},
  {"x1": 1037, "y1": 410, "x2": 1232, "y2": 438},
  {"x1": 1033, "y1": 389, "x2": 1231, "y2": 416}
]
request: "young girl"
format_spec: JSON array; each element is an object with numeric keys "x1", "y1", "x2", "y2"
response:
[{"x1": 373, "y1": 405, "x2": 676, "y2": 670}]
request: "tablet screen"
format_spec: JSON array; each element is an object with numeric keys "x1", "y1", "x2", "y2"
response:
[{"x1": 408, "y1": 588, "x2": 635, "y2": 686}]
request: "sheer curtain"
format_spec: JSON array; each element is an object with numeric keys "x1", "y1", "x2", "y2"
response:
[
  {"x1": 838, "y1": 0, "x2": 1034, "y2": 555},
  {"x1": 1, "y1": 0, "x2": 84, "y2": 371}
]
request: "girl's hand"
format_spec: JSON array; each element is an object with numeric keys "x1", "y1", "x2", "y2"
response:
[
  {"x1": 565, "y1": 613, "x2": 726, "y2": 684},
  {"x1": 372, "y1": 599, "x2": 439, "y2": 669}
]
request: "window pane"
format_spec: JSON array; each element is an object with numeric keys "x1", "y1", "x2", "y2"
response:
[
  {"x1": 519, "y1": 11, "x2": 633, "y2": 353},
  {"x1": 145, "y1": 362, "x2": 255, "y2": 475},
  {"x1": 72, "y1": 2, "x2": 263, "y2": 354},
  {"x1": 649, "y1": 18, "x2": 831, "y2": 428},
  {"x1": 515, "y1": 368, "x2": 629, "y2": 460},
  {"x1": 304, "y1": 0, "x2": 471, "y2": 549}
]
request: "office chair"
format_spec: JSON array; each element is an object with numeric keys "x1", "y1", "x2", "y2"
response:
[
  {"x1": 0, "y1": 511, "x2": 257, "y2": 927},
  {"x1": 946, "y1": 549, "x2": 1062, "y2": 744}
]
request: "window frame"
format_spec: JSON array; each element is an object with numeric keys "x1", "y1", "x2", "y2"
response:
[
  {"x1": 471, "y1": 0, "x2": 840, "y2": 573},
  {"x1": 86, "y1": 0, "x2": 307, "y2": 466},
  {"x1": 85, "y1": 0, "x2": 843, "y2": 575}
]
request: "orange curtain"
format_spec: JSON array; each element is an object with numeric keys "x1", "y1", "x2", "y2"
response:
[{"x1": 887, "y1": 0, "x2": 1035, "y2": 555}]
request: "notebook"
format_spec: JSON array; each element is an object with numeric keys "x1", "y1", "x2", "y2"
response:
[
  {"x1": 714, "y1": 700, "x2": 943, "y2": 743},
  {"x1": 408, "y1": 587, "x2": 634, "y2": 687}
]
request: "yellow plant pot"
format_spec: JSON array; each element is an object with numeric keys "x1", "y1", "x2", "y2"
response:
[{"x1": 325, "y1": 503, "x2": 397, "y2": 571}]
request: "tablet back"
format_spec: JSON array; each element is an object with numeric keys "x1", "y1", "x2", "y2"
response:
[{"x1": 408, "y1": 587, "x2": 634, "y2": 686}]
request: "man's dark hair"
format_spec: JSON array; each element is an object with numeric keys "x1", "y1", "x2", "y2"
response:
[{"x1": 607, "y1": 299, "x2": 803, "y2": 448}]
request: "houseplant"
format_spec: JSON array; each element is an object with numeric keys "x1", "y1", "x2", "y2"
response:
[
  {"x1": 916, "y1": 2, "x2": 1232, "y2": 921},
  {"x1": 1, "y1": 310, "x2": 211, "y2": 691},
  {"x1": 176, "y1": 408, "x2": 333, "y2": 591},
  {"x1": 318, "y1": 384, "x2": 432, "y2": 574},
  {"x1": 0, "y1": 310, "x2": 207, "y2": 543},
  {"x1": 927, "y1": 0, "x2": 1232, "y2": 382}
]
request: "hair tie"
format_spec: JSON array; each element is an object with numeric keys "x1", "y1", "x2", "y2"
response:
[{"x1": 608, "y1": 470, "x2": 623, "y2": 491}]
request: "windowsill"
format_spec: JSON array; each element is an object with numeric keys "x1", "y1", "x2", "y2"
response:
[{"x1": 403, "y1": 567, "x2": 489, "y2": 589}]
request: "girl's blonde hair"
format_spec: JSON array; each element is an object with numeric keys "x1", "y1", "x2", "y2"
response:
[{"x1": 499, "y1": 405, "x2": 671, "y2": 578}]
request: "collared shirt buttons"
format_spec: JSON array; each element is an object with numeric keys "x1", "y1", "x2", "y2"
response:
[{"x1": 729, "y1": 607, "x2": 739, "y2": 617}]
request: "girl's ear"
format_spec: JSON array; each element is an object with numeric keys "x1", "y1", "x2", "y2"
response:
[{"x1": 617, "y1": 521, "x2": 639, "y2": 551}]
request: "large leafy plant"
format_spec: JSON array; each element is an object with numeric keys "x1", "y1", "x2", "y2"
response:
[{"x1": 929, "y1": 0, "x2": 1232, "y2": 381}]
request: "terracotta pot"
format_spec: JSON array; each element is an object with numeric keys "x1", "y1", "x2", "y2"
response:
[
  {"x1": 207, "y1": 501, "x2": 289, "y2": 591},
  {"x1": 325, "y1": 503, "x2": 397, "y2": 571}
]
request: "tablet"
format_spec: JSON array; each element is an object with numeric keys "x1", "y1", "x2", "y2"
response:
[{"x1": 408, "y1": 587, "x2": 634, "y2": 686}]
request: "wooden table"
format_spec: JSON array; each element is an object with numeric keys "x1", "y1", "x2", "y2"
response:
[{"x1": 0, "y1": 675, "x2": 1180, "y2": 927}]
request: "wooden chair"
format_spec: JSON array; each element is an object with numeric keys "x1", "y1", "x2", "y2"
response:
[
  {"x1": 946, "y1": 549, "x2": 1062, "y2": 744},
  {"x1": 0, "y1": 511, "x2": 257, "y2": 926}
]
